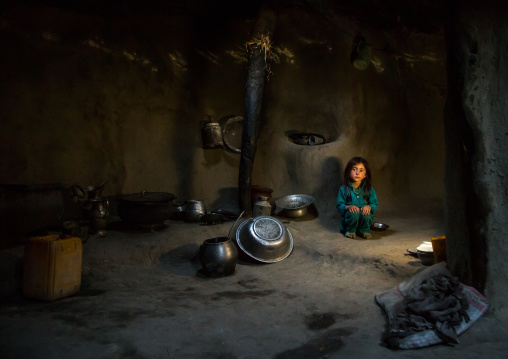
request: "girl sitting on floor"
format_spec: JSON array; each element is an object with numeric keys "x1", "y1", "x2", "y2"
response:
[{"x1": 336, "y1": 157, "x2": 378, "y2": 239}]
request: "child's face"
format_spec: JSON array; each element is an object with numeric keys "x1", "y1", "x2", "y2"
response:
[{"x1": 350, "y1": 163, "x2": 367, "y2": 183}]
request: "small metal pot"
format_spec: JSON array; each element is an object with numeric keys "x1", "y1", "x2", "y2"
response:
[
  {"x1": 185, "y1": 200, "x2": 206, "y2": 222},
  {"x1": 169, "y1": 199, "x2": 187, "y2": 220},
  {"x1": 201, "y1": 122, "x2": 224, "y2": 149},
  {"x1": 199, "y1": 237, "x2": 238, "y2": 277}
]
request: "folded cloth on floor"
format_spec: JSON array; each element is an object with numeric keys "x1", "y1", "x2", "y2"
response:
[{"x1": 375, "y1": 262, "x2": 489, "y2": 349}]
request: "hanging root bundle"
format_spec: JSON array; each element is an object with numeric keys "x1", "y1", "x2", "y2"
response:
[{"x1": 244, "y1": 33, "x2": 280, "y2": 77}]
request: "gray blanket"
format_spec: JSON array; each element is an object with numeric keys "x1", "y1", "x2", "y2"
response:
[{"x1": 375, "y1": 262, "x2": 488, "y2": 349}]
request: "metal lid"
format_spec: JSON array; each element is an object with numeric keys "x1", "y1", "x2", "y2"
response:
[{"x1": 120, "y1": 191, "x2": 175, "y2": 203}]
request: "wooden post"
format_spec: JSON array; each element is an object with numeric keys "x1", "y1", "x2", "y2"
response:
[{"x1": 238, "y1": 5, "x2": 277, "y2": 214}]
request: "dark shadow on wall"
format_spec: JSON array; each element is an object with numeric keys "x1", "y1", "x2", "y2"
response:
[
  {"x1": 170, "y1": 5, "x2": 254, "y2": 200},
  {"x1": 167, "y1": 15, "x2": 203, "y2": 200},
  {"x1": 208, "y1": 187, "x2": 241, "y2": 214},
  {"x1": 316, "y1": 156, "x2": 343, "y2": 233},
  {"x1": 171, "y1": 110, "x2": 197, "y2": 200}
]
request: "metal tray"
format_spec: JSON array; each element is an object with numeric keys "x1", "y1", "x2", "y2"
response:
[{"x1": 222, "y1": 116, "x2": 243, "y2": 153}]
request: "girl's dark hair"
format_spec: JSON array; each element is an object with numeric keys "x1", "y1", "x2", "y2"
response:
[{"x1": 342, "y1": 157, "x2": 372, "y2": 194}]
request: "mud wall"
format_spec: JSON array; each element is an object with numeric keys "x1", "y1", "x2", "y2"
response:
[
  {"x1": 0, "y1": 2, "x2": 446, "y2": 232},
  {"x1": 444, "y1": 0, "x2": 508, "y2": 308},
  {"x1": 254, "y1": 7, "x2": 446, "y2": 216}
]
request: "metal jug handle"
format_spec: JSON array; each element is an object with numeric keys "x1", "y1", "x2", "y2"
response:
[{"x1": 72, "y1": 184, "x2": 87, "y2": 198}]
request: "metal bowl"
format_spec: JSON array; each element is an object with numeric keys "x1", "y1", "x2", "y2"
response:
[
  {"x1": 235, "y1": 216, "x2": 293, "y2": 263},
  {"x1": 371, "y1": 222, "x2": 390, "y2": 231},
  {"x1": 275, "y1": 194, "x2": 315, "y2": 218},
  {"x1": 417, "y1": 250, "x2": 435, "y2": 266}
]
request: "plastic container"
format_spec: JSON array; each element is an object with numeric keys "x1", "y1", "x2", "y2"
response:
[
  {"x1": 22, "y1": 234, "x2": 82, "y2": 301},
  {"x1": 431, "y1": 236, "x2": 447, "y2": 263}
]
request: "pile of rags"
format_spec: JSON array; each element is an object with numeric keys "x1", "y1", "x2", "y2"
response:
[{"x1": 375, "y1": 262, "x2": 488, "y2": 349}]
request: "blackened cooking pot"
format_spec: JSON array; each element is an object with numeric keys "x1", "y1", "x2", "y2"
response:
[{"x1": 118, "y1": 190, "x2": 175, "y2": 226}]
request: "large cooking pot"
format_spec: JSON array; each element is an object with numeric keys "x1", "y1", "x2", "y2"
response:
[{"x1": 118, "y1": 190, "x2": 175, "y2": 226}]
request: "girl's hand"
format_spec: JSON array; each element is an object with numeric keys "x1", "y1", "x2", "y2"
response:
[
  {"x1": 361, "y1": 205, "x2": 371, "y2": 215},
  {"x1": 347, "y1": 205, "x2": 360, "y2": 214}
]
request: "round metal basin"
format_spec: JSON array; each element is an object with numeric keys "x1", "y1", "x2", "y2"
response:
[
  {"x1": 275, "y1": 194, "x2": 315, "y2": 218},
  {"x1": 235, "y1": 216, "x2": 293, "y2": 263}
]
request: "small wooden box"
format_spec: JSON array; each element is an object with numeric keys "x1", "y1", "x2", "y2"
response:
[{"x1": 22, "y1": 235, "x2": 82, "y2": 301}]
